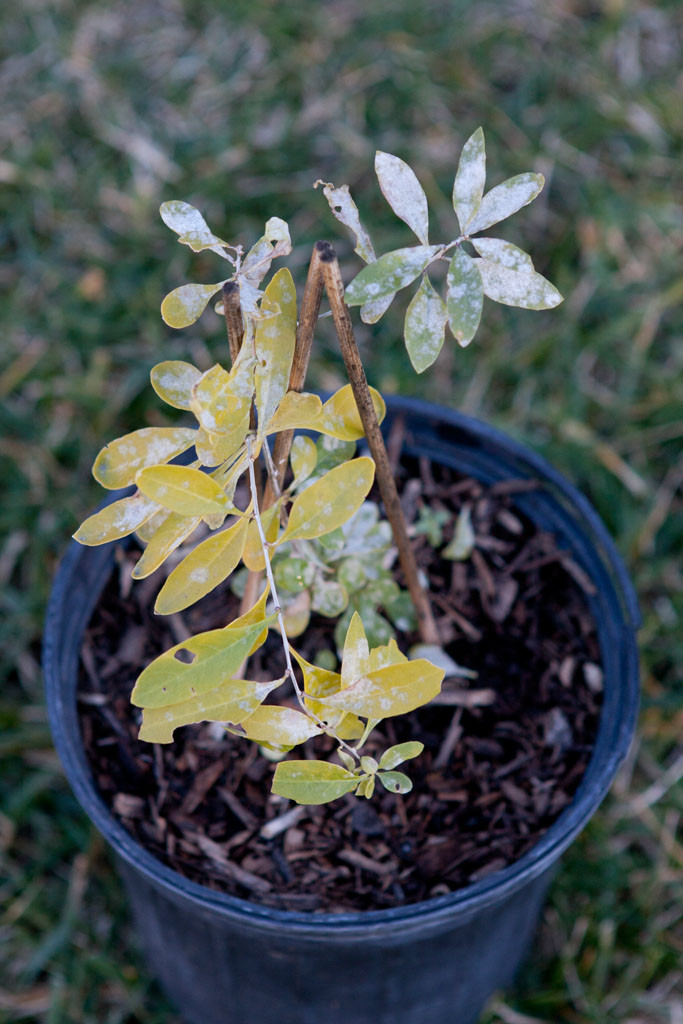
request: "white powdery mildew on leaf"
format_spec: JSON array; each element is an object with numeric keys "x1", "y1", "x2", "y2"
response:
[
  {"x1": 161, "y1": 282, "x2": 226, "y2": 328},
  {"x1": 375, "y1": 151, "x2": 429, "y2": 244},
  {"x1": 472, "y1": 237, "x2": 533, "y2": 272},
  {"x1": 317, "y1": 181, "x2": 376, "y2": 263},
  {"x1": 467, "y1": 173, "x2": 544, "y2": 235},
  {"x1": 446, "y1": 249, "x2": 483, "y2": 347},
  {"x1": 404, "y1": 274, "x2": 448, "y2": 374},
  {"x1": 475, "y1": 259, "x2": 563, "y2": 309},
  {"x1": 159, "y1": 201, "x2": 229, "y2": 255},
  {"x1": 452, "y1": 127, "x2": 486, "y2": 234},
  {"x1": 360, "y1": 292, "x2": 394, "y2": 324},
  {"x1": 345, "y1": 245, "x2": 440, "y2": 306},
  {"x1": 151, "y1": 361, "x2": 203, "y2": 410}
]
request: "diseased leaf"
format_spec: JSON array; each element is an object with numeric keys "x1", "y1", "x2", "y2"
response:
[
  {"x1": 290, "y1": 646, "x2": 362, "y2": 739},
  {"x1": 243, "y1": 499, "x2": 281, "y2": 572},
  {"x1": 404, "y1": 274, "x2": 448, "y2": 373},
  {"x1": 193, "y1": 426, "x2": 246, "y2": 469},
  {"x1": 366, "y1": 637, "x2": 408, "y2": 673},
  {"x1": 139, "y1": 677, "x2": 281, "y2": 744},
  {"x1": 74, "y1": 493, "x2": 158, "y2": 546},
  {"x1": 191, "y1": 362, "x2": 245, "y2": 436},
  {"x1": 361, "y1": 755, "x2": 378, "y2": 774},
  {"x1": 240, "y1": 217, "x2": 292, "y2": 291},
  {"x1": 279, "y1": 589, "x2": 311, "y2": 637},
  {"x1": 271, "y1": 760, "x2": 359, "y2": 805},
  {"x1": 443, "y1": 505, "x2": 475, "y2": 560},
  {"x1": 161, "y1": 282, "x2": 227, "y2": 329},
  {"x1": 229, "y1": 584, "x2": 272, "y2": 657},
  {"x1": 255, "y1": 268, "x2": 297, "y2": 432},
  {"x1": 150, "y1": 360, "x2": 203, "y2": 410},
  {"x1": 375, "y1": 151, "x2": 429, "y2": 244},
  {"x1": 131, "y1": 617, "x2": 275, "y2": 708},
  {"x1": 360, "y1": 292, "x2": 395, "y2": 324},
  {"x1": 279, "y1": 458, "x2": 375, "y2": 543},
  {"x1": 472, "y1": 237, "x2": 533, "y2": 272},
  {"x1": 318, "y1": 658, "x2": 444, "y2": 719},
  {"x1": 345, "y1": 246, "x2": 440, "y2": 307},
  {"x1": 160, "y1": 201, "x2": 230, "y2": 255},
  {"x1": 310, "y1": 579, "x2": 348, "y2": 618},
  {"x1": 132, "y1": 512, "x2": 201, "y2": 579},
  {"x1": 379, "y1": 741, "x2": 424, "y2": 771},
  {"x1": 155, "y1": 516, "x2": 249, "y2": 615},
  {"x1": 341, "y1": 611, "x2": 370, "y2": 688},
  {"x1": 467, "y1": 172, "x2": 544, "y2": 235},
  {"x1": 93, "y1": 427, "x2": 197, "y2": 490},
  {"x1": 316, "y1": 181, "x2": 375, "y2": 263},
  {"x1": 378, "y1": 770, "x2": 413, "y2": 794},
  {"x1": 446, "y1": 249, "x2": 483, "y2": 347},
  {"x1": 317, "y1": 384, "x2": 386, "y2": 441},
  {"x1": 239, "y1": 705, "x2": 321, "y2": 747},
  {"x1": 453, "y1": 127, "x2": 486, "y2": 233},
  {"x1": 266, "y1": 391, "x2": 323, "y2": 434},
  {"x1": 136, "y1": 465, "x2": 230, "y2": 517},
  {"x1": 290, "y1": 435, "x2": 317, "y2": 488},
  {"x1": 474, "y1": 260, "x2": 563, "y2": 310}
]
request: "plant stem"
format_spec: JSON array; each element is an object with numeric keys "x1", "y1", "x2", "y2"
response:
[
  {"x1": 320, "y1": 246, "x2": 440, "y2": 646},
  {"x1": 245, "y1": 437, "x2": 359, "y2": 763}
]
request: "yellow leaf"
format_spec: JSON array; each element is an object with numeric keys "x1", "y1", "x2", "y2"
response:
[
  {"x1": 265, "y1": 391, "x2": 323, "y2": 434},
  {"x1": 74, "y1": 493, "x2": 158, "y2": 546},
  {"x1": 239, "y1": 705, "x2": 321, "y2": 747},
  {"x1": 316, "y1": 384, "x2": 386, "y2": 441},
  {"x1": 341, "y1": 611, "x2": 370, "y2": 688},
  {"x1": 135, "y1": 506, "x2": 170, "y2": 543},
  {"x1": 154, "y1": 516, "x2": 249, "y2": 615},
  {"x1": 367, "y1": 637, "x2": 408, "y2": 673},
  {"x1": 190, "y1": 363, "x2": 243, "y2": 435},
  {"x1": 290, "y1": 435, "x2": 317, "y2": 488},
  {"x1": 229, "y1": 583, "x2": 271, "y2": 656},
  {"x1": 254, "y1": 268, "x2": 297, "y2": 433},
  {"x1": 243, "y1": 499, "x2": 281, "y2": 571},
  {"x1": 150, "y1": 360, "x2": 202, "y2": 410},
  {"x1": 194, "y1": 421, "x2": 248, "y2": 468},
  {"x1": 132, "y1": 512, "x2": 201, "y2": 579},
  {"x1": 290, "y1": 646, "x2": 363, "y2": 740},
  {"x1": 139, "y1": 676, "x2": 281, "y2": 744},
  {"x1": 317, "y1": 658, "x2": 444, "y2": 719},
  {"x1": 93, "y1": 427, "x2": 197, "y2": 490},
  {"x1": 279, "y1": 457, "x2": 375, "y2": 543},
  {"x1": 136, "y1": 465, "x2": 230, "y2": 516},
  {"x1": 161, "y1": 281, "x2": 227, "y2": 328},
  {"x1": 271, "y1": 760, "x2": 359, "y2": 805},
  {"x1": 131, "y1": 616, "x2": 275, "y2": 708}
]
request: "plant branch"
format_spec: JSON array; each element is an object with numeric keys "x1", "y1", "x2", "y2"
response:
[{"x1": 320, "y1": 246, "x2": 441, "y2": 646}]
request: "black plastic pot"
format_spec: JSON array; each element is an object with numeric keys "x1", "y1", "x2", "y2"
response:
[{"x1": 44, "y1": 398, "x2": 639, "y2": 1024}]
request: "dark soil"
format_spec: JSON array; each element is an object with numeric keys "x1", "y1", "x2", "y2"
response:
[{"x1": 79, "y1": 455, "x2": 603, "y2": 912}]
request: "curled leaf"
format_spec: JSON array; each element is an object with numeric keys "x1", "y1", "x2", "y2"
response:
[
  {"x1": 404, "y1": 274, "x2": 448, "y2": 373},
  {"x1": 266, "y1": 391, "x2": 324, "y2": 434},
  {"x1": 446, "y1": 249, "x2": 483, "y2": 347},
  {"x1": 467, "y1": 172, "x2": 544, "y2": 235},
  {"x1": 318, "y1": 658, "x2": 444, "y2": 719},
  {"x1": 375, "y1": 151, "x2": 429, "y2": 244},
  {"x1": 317, "y1": 384, "x2": 386, "y2": 441},
  {"x1": 255, "y1": 268, "x2": 297, "y2": 432},
  {"x1": 239, "y1": 705, "x2": 321, "y2": 747},
  {"x1": 132, "y1": 512, "x2": 201, "y2": 579},
  {"x1": 316, "y1": 181, "x2": 375, "y2": 263},
  {"x1": 290, "y1": 435, "x2": 317, "y2": 488}
]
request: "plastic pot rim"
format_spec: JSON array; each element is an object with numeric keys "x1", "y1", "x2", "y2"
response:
[{"x1": 44, "y1": 398, "x2": 639, "y2": 939}]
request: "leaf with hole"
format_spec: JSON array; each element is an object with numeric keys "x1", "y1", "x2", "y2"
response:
[
  {"x1": 378, "y1": 770, "x2": 413, "y2": 794},
  {"x1": 317, "y1": 181, "x2": 375, "y2": 263}
]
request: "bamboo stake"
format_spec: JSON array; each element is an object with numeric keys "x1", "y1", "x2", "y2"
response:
[
  {"x1": 221, "y1": 281, "x2": 244, "y2": 363},
  {"x1": 320, "y1": 246, "x2": 440, "y2": 646}
]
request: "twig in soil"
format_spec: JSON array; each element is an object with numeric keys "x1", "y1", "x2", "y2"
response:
[
  {"x1": 433, "y1": 709, "x2": 463, "y2": 770},
  {"x1": 260, "y1": 805, "x2": 307, "y2": 840}
]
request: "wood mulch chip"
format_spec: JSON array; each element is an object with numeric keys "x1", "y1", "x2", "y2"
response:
[{"x1": 78, "y1": 457, "x2": 602, "y2": 913}]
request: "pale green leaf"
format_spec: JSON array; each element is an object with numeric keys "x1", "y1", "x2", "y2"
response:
[
  {"x1": 131, "y1": 616, "x2": 275, "y2": 708},
  {"x1": 404, "y1": 274, "x2": 448, "y2": 373},
  {"x1": 446, "y1": 248, "x2": 483, "y2": 347},
  {"x1": 378, "y1": 770, "x2": 413, "y2": 794},
  {"x1": 318, "y1": 658, "x2": 444, "y2": 719},
  {"x1": 154, "y1": 516, "x2": 249, "y2": 615},
  {"x1": 139, "y1": 677, "x2": 281, "y2": 744},
  {"x1": 150, "y1": 360, "x2": 203, "y2": 410},
  {"x1": 290, "y1": 435, "x2": 317, "y2": 488},
  {"x1": 379, "y1": 741, "x2": 424, "y2": 770},
  {"x1": 310, "y1": 579, "x2": 348, "y2": 618},
  {"x1": 471, "y1": 237, "x2": 533, "y2": 272},
  {"x1": 474, "y1": 259, "x2": 563, "y2": 310},
  {"x1": 358, "y1": 774, "x2": 376, "y2": 799},
  {"x1": 467, "y1": 172, "x2": 545, "y2": 235},
  {"x1": 74, "y1": 493, "x2": 158, "y2": 546},
  {"x1": 375, "y1": 151, "x2": 429, "y2": 244},
  {"x1": 453, "y1": 127, "x2": 486, "y2": 233},
  {"x1": 271, "y1": 760, "x2": 359, "y2": 805},
  {"x1": 239, "y1": 705, "x2": 321, "y2": 747},
  {"x1": 255, "y1": 268, "x2": 297, "y2": 432},
  {"x1": 93, "y1": 427, "x2": 197, "y2": 490},
  {"x1": 345, "y1": 246, "x2": 440, "y2": 307},
  {"x1": 136, "y1": 465, "x2": 230, "y2": 516},
  {"x1": 360, "y1": 755, "x2": 378, "y2": 774},
  {"x1": 443, "y1": 505, "x2": 476, "y2": 560},
  {"x1": 132, "y1": 511, "x2": 201, "y2": 579},
  {"x1": 159, "y1": 201, "x2": 230, "y2": 254},
  {"x1": 161, "y1": 282, "x2": 226, "y2": 329},
  {"x1": 317, "y1": 181, "x2": 375, "y2": 263},
  {"x1": 279, "y1": 458, "x2": 375, "y2": 543},
  {"x1": 316, "y1": 384, "x2": 386, "y2": 441}
]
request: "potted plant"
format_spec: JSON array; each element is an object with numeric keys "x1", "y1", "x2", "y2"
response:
[{"x1": 44, "y1": 129, "x2": 639, "y2": 1024}]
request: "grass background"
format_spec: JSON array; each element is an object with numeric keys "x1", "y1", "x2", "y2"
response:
[{"x1": 1, "y1": 0, "x2": 681, "y2": 1020}]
